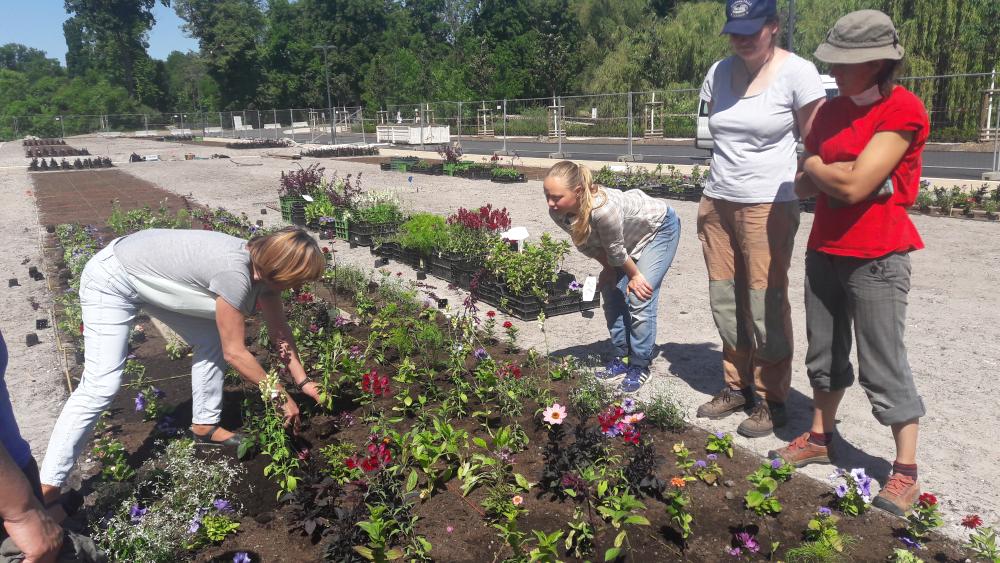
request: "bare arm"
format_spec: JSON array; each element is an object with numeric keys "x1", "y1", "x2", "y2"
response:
[
  {"x1": 258, "y1": 292, "x2": 320, "y2": 401},
  {"x1": 796, "y1": 97, "x2": 824, "y2": 142},
  {"x1": 216, "y1": 296, "x2": 302, "y2": 426},
  {"x1": 1, "y1": 445, "x2": 62, "y2": 563},
  {"x1": 804, "y1": 131, "x2": 914, "y2": 205},
  {"x1": 795, "y1": 154, "x2": 821, "y2": 199}
]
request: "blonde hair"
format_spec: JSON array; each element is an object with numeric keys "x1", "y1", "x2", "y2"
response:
[
  {"x1": 247, "y1": 227, "x2": 324, "y2": 286},
  {"x1": 545, "y1": 161, "x2": 605, "y2": 246}
]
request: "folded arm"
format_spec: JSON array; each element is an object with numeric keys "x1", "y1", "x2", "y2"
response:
[{"x1": 803, "y1": 131, "x2": 914, "y2": 205}]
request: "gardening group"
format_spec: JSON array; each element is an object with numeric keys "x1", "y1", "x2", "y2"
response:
[{"x1": 1, "y1": 1, "x2": 930, "y2": 560}]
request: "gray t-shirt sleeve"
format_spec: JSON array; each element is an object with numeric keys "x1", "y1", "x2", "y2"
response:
[
  {"x1": 209, "y1": 267, "x2": 255, "y2": 314},
  {"x1": 700, "y1": 60, "x2": 721, "y2": 102},
  {"x1": 790, "y1": 58, "x2": 827, "y2": 111}
]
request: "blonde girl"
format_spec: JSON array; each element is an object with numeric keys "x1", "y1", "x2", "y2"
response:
[{"x1": 544, "y1": 161, "x2": 680, "y2": 394}]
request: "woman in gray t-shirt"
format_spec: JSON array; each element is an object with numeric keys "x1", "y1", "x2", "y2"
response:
[
  {"x1": 694, "y1": 0, "x2": 825, "y2": 439},
  {"x1": 39, "y1": 227, "x2": 324, "y2": 499}
]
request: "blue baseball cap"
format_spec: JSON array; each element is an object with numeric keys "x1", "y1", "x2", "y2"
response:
[{"x1": 722, "y1": 0, "x2": 777, "y2": 35}]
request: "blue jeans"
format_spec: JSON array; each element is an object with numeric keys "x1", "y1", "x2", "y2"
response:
[{"x1": 601, "y1": 209, "x2": 681, "y2": 369}]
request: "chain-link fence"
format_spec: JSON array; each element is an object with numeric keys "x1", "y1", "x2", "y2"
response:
[{"x1": 2, "y1": 73, "x2": 997, "y2": 152}]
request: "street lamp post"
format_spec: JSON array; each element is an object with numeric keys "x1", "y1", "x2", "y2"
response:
[
  {"x1": 55, "y1": 116, "x2": 64, "y2": 139},
  {"x1": 314, "y1": 44, "x2": 337, "y2": 145}
]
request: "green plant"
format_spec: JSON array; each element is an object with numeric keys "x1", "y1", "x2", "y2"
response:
[
  {"x1": 905, "y1": 493, "x2": 943, "y2": 544},
  {"x1": 164, "y1": 334, "x2": 191, "y2": 360},
  {"x1": 962, "y1": 516, "x2": 999, "y2": 562},
  {"x1": 889, "y1": 548, "x2": 924, "y2": 562},
  {"x1": 92, "y1": 437, "x2": 135, "y2": 481},
  {"x1": 596, "y1": 486, "x2": 650, "y2": 562},
  {"x1": 304, "y1": 192, "x2": 336, "y2": 224},
  {"x1": 785, "y1": 509, "x2": 854, "y2": 562},
  {"x1": 486, "y1": 233, "x2": 570, "y2": 300},
  {"x1": 745, "y1": 460, "x2": 792, "y2": 517},
  {"x1": 397, "y1": 212, "x2": 448, "y2": 256},
  {"x1": 639, "y1": 393, "x2": 685, "y2": 431},
  {"x1": 491, "y1": 166, "x2": 520, "y2": 179},
  {"x1": 663, "y1": 480, "x2": 693, "y2": 540},
  {"x1": 320, "y1": 442, "x2": 364, "y2": 484},
  {"x1": 354, "y1": 200, "x2": 405, "y2": 225},
  {"x1": 569, "y1": 370, "x2": 616, "y2": 418},
  {"x1": 706, "y1": 431, "x2": 734, "y2": 458},
  {"x1": 527, "y1": 530, "x2": 563, "y2": 562},
  {"x1": 354, "y1": 504, "x2": 404, "y2": 561},
  {"x1": 242, "y1": 371, "x2": 301, "y2": 498},
  {"x1": 185, "y1": 513, "x2": 241, "y2": 550},
  {"x1": 401, "y1": 416, "x2": 468, "y2": 499},
  {"x1": 672, "y1": 442, "x2": 695, "y2": 473},
  {"x1": 564, "y1": 508, "x2": 595, "y2": 558}
]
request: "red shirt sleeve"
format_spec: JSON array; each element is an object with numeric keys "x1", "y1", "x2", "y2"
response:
[{"x1": 875, "y1": 91, "x2": 928, "y2": 135}]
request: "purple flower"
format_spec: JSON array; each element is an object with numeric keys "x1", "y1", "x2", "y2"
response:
[
  {"x1": 134, "y1": 392, "x2": 146, "y2": 412},
  {"x1": 770, "y1": 458, "x2": 783, "y2": 470},
  {"x1": 213, "y1": 499, "x2": 233, "y2": 513},
  {"x1": 899, "y1": 536, "x2": 922, "y2": 550},
  {"x1": 233, "y1": 553, "x2": 251, "y2": 563},
  {"x1": 714, "y1": 432, "x2": 725, "y2": 439},
  {"x1": 474, "y1": 348, "x2": 489, "y2": 361},
  {"x1": 568, "y1": 281, "x2": 582, "y2": 292},
  {"x1": 622, "y1": 398, "x2": 637, "y2": 414},
  {"x1": 707, "y1": 453, "x2": 718, "y2": 462},
  {"x1": 695, "y1": 460, "x2": 708, "y2": 469},
  {"x1": 334, "y1": 316, "x2": 349, "y2": 328},
  {"x1": 129, "y1": 504, "x2": 148, "y2": 524},
  {"x1": 152, "y1": 387, "x2": 166, "y2": 399},
  {"x1": 726, "y1": 547, "x2": 742, "y2": 557},
  {"x1": 736, "y1": 532, "x2": 760, "y2": 553},
  {"x1": 850, "y1": 468, "x2": 868, "y2": 482},
  {"x1": 818, "y1": 507, "x2": 833, "y2": 517},
  {"x1": 834, "y1": 483, "x2": 849, "y2": 498},
  {"x1": 187, "y1": 518, "x2": 201, "y2": 534}
]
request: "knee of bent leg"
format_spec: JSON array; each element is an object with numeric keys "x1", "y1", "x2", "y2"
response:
[{"x1": 708, "y1": 280, "x2": 739, "y2": 348}]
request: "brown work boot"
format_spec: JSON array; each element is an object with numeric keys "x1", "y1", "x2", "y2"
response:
[
  {"x1": 737, "y1": 400, "x2": 787, "y2": 438},
  {"x1": 768, "y1": 432, "x2": 832, "y2": 467},
  {"x1": 872, "y1": 473, "x2": 920, "y2": 517},
  {"x1": 696, "y1": 387, "x2": 751, "y2": 420}
]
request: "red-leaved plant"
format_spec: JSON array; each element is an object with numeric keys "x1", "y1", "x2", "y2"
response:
[{"x1": 447, "y1": 204, "x2": 511, "y2": 233}]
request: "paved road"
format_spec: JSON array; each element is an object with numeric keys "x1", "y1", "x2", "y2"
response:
[{"x1": 240, "y1": 130, "x2": 998, "y2": 180}]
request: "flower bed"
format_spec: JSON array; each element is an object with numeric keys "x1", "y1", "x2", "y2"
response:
[
  {"x1": 913, "y1": 181, "x2": 1000, "y2": 221},
  {"x1": 225, "y1": 139, "x2": 293, "y2": 149},
  {"x1": 48, "y1": 218, "x2": 978, "y2": 561},
  {"x1": 29, "y1": 157, "x2": 113, "y2": 172},
  {"x1": 301, "y1": 146, "x2": 379, "y2": 158}
]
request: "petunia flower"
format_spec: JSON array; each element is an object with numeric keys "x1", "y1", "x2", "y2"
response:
[{"x1": 233, "y1": 553, "x2": 251, "y2": 563}]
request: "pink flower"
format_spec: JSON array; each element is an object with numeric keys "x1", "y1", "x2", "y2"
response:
[
  {"x1": 446, "y1": 525, "x2": 454, "y2": 533},
  {"x1": 542, "y1": 403, "x2": 567, "y2": 425},
  {"x1": 622, "y1": 413, "x2": 645, "y2": 425},
  {"x1": 512, "y1": 495, "x2": 524, "y2": 506}
]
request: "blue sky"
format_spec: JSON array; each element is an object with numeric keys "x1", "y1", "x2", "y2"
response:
[{"x1": 0, "y1": 1, "x2": 199, "y2": 64}]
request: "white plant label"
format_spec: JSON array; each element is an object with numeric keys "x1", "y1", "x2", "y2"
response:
[{"x1": 581, "y1": 276, "x2": 597, "y2": 302}]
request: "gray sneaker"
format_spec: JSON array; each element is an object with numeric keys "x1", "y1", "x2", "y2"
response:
[{"x1": 696, "y1": 387, "x2": 751, "y2": 420}]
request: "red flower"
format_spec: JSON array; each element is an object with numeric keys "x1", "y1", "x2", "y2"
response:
[
  {"x1": 345, "y1": 457, "x2": 359, "y2": 469},
  {"x1": 622, "y1": 426, "x2": 641, "y2": 445},
  {"x1": 321, "y1": 246, "x2": 330, "y2": 254},
  {"x1": 503, "y1": 321, "x2": 513, "y2": 329},
  {"x1": 918, "y1": 492, "x2": 937, "y2": 507},
  {"x1": 79, "y1": 322, "x2": 84, "y2": 334},
  {"x1": 598, "y1": 406, "x2": 624, "y2": 434},
  {"x1": 511, "y1": 366, "x2": 522, "y2": 379},
  {"x1": 487, "y1": 310, "x2": 496, "y2": 318},
  {"x1": 962, "y1": 515, "x2": 983, "y2": 529},
  {"x1": 295, "y1": 292, "x2": 314, "y2": 304}
]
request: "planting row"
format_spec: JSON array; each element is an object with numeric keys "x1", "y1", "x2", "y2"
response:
[
  {"x1": 278, "y1": 164, "x2": 595, "y2": 320},
  {"x1": 225, "y1": 139, "x2": 293, "y2": 149},
  {"x1": 301, "y1": 146, "x2": 380, "y2": 158},
  {"x1": 23, "y1": 137, "x2": 67, "y2": 146},
  {"x1": 25, "y1": 146, "x2": 90, "y2": 158},
  {"x1": 46, "y1": 215, "x2": 988, "y2": 563},
  {"x1": 913, "y1": 182, "x2": 1000, "y2": 220},
  {"x1": 29, "y1": 157, "x2": 113, "y2": 171}
]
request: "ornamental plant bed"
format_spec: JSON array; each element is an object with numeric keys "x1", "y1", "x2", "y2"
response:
[
  {"x1": 349, "y1": 220, "x2": 404, "y2": 247},
  {"x1": 49, "y1": 230, "x2": 976, "y2": 562}
]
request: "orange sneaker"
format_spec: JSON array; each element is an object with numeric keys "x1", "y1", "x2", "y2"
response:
[
  {"x1": 872, "y1": 473, "x2": 920, "y2": 517},
  {"x1": 767, "y1": 432, "x2": 831, "y2": 468}
]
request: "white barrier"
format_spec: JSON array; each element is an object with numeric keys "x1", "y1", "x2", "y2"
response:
[
  {"x1": 133, "y1": 130, "x2": 157, "y2": 138},
  {"x1": 376, "y1": 125, "x2": 450, "y2": 145},
  {"x1": 204, "y1": 127, "x2": 224, "y2": 135},
  {"x1": 98, "y1": 132, "x2": 123, "y2": 138},
  {"x1": 170, "y1": 129, "x2": 193, "y2": 137},
  {"x1": 291, "y1": 121, "x2": 308, "y2": 128},
  {"x1": 263, "y1": 123, "x2": 281, "y2": 130},
  {"x1": 234, "y1": 125, "x2": 254, "y2": 131}
]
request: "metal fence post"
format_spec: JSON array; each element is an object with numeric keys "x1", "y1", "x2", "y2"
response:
[
  {"x1": 618, "y1": 92, "x2": 639, "y2": 162},
  {"x1": 420, "y1": 103, "x2": 425, "y2": 150},
  {"x1": 360, "y1": 107, "x2": 367, "y2": 145},
  {"x1": 456, "y1": 101, "x2": 462, "y2": 148}
]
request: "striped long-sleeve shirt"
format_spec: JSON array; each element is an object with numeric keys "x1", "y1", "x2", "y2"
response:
[{"x1": 549, "y1": 188, "x2": 668, "y2": 267}]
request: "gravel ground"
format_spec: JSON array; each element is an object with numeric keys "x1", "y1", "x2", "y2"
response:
[
  {"x1": 11, "y1": 136, "x2": 1000, "y2": 540},
  {"x1": 0, "y1": 142, "x2": 71, "y2": 462}
]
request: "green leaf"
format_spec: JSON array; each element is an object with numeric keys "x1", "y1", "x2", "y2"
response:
[
  {"x1": 353, "y1": 545, "x2": 375, "y2": 560},
  {"x1": 614, "y1": 530, "x2": 626, "y2": 548},
  {"x1": 406, "y1": 469, "x2": 419, "y2": 492},
  {"x1": 514, "y1": 472, "x2": 532, "y2": 491},
  {"x1": 473, "y1": 437, "x2": 488, "y2": 450},
  {"x1": 624, "y1": 515, "x2": 650, "y2": 526},
  {"x1": 604, "y1": 547, "x2": 621, "y2": 562},
  {"x1": 385, "y1": 547, "x2": 405, "y2": 560}
]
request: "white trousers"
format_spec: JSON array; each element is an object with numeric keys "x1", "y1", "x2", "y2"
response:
[{"x1": 39, "y1": 244, "x2": 227, "y2": 487}]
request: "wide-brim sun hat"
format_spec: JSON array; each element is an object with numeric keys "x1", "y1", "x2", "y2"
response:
[
  {"x1": 721, "y1": 0, "x2": 776, "y2": 36},
  {"x1": 814, "y1": 9, "x2": 905, "y2": 64}
]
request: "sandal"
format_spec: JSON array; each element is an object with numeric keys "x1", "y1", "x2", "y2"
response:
[{"x1": 191, "y1": 424, "x2": 243, "y2": 447}]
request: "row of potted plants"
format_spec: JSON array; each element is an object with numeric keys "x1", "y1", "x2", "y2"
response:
[
  {"x1": 25, "y1": 146, "x2": 90, "y2": 157},
  {"x1": 225, "y1": 138, "x2": 292, "y2": 149},
  {"x1": 301, "y1": 146, "x2": 379, "y2": 158},
  {"x1": 23, "y1": 137, "x2": 67, "y2": 146},
  {"x1": 29, "y1": 157, "x2": 112, "y2": 171},
  {"x1": 913, "y1": 182, "x2": 1000, "y2": 220}
]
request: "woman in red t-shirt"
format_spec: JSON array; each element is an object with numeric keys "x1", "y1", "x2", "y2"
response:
[{"x1": 768, "y1": 10, "x2": 930, "y2": 517}]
